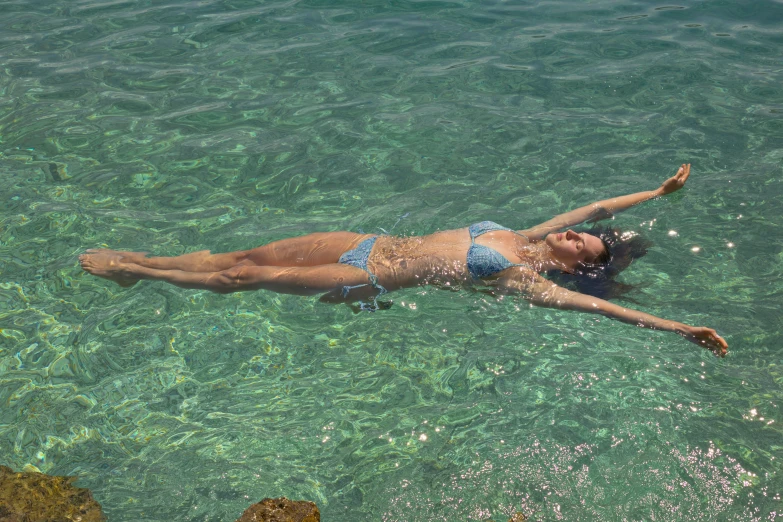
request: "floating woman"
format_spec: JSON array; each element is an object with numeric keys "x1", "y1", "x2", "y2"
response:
[{"x1": 80, "y1": 163, "x2": 727, "y2": 356}]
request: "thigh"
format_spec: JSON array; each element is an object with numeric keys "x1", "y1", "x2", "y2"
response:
[
  {"x1": 232, "y1": 263, "x2": 376, "y2": 296},
  {"x1": 244, "y1": 232, "x2": 374, "y2": 267}
]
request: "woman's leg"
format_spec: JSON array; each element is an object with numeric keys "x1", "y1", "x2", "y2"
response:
[
  {"x1": 79, "y1": 254, "x2": 379, "y2": 298},
  {"x1": 87, "y1": 232, "x2": 373, "y2": 272},
  {"x1": 243, "y1": 232, "x2": 374, "y2": 267}
]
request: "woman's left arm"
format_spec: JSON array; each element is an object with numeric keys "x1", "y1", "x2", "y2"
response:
[
  {"x1": 522, "y1": 164, "x2": 692, "y2": 239},
  {"x1": 496, "y1": 267, "x2": 728, "y2": 356}
]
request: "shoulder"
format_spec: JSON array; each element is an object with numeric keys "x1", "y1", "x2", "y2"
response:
[
  {"x1": 517, "y1": 226, "x2": 551, "y2": 240},
  {"x1": 495, "y1": 267, "x2": 558, "y2": 295}
]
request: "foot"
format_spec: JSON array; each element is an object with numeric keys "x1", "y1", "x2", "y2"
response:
[
  {"x1": 79, "y1": 253, "x2": 139, "y2": 287},
  {"x1": 85, "y1": 249, "x2": 148, "y2": 264}
]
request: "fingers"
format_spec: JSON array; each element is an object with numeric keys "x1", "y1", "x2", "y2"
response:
[
  {"x1": 685, "y1": 326, "x2": 727, "y2": 357},
  {"x1": 669, "y1": 163, "x2": 691, "y2": 191},
  {"x1": 709, "y1": 336, "x2": 728, "y2": 357},
  {"x1": 696, "y1": 327, "x2": 727, "y2": 357},
  {"x1": 715, "y1": 332, "x2": 728, "y2": 356}
]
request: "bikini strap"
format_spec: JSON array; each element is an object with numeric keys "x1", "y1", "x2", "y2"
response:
[
  {"x1": 469, "y1": 221, "x2": 529, "y2": 241},
  {"x1": 341, "y1": 275, "x2": 388, "y2": 312}
]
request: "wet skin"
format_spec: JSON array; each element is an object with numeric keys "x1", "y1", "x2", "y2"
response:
[{"x1": 79, "y1": 164, "x2": 728, "y2": 356}]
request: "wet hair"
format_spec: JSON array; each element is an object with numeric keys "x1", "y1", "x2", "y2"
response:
[{"x1": 548, "y1": 225, "x2": 652, "y2": 301}]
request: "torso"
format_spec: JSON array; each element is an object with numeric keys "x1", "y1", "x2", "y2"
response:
[{"x1": 368, "y1": 227, "x2": 534, "y2": 290}]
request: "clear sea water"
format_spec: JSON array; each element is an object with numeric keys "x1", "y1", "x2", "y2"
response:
[{"x1": 1, "y1": 0, "x2": 782, "y2": 520}]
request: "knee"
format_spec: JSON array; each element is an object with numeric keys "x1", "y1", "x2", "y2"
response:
[
  {"x1": 213, "y1": 266, "x2": 245, "y2": 293},
  {"x1": 206, "y1": 251, "x2": 248, "y2": 272}
]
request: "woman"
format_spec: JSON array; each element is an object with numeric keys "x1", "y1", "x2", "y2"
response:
[{"x1": 80, "y1": 164, "x2": 728, "y2": 356}]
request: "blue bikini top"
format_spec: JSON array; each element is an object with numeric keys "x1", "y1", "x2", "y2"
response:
[{"x1": 467, "y1": 221, "x2": 533, "y2": 279}]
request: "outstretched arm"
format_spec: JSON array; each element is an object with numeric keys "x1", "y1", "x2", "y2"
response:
[
  {"x1": 522, "y1": 164, "x2": 692, "y2": 239},
  {"x1": 496, "y1": 266, "x2": 728, "y2": 356}
]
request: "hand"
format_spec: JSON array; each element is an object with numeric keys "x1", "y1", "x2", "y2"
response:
[
  {"x1": 658, "y1": 163, "x2": 691, "y2": 195},
  {"x1": 682, "y1": 326, "x2": 728, "y2": 357}
]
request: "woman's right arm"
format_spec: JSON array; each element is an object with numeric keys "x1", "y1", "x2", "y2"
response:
[
  {"x1": 522, "y1": 164, "x2": 692, "y2": 239},
  {"x1": 496, "y1": 267, "x2": 728, "y2": 356}
]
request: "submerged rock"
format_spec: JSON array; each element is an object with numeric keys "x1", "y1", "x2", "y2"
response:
[
  {"x1": 0, "y1": 465, "x2": 105, "y2": 522},
  {"x1": 235, "y1": 497, "x2": 320, "y2": 522},
  {"x1": 46, "y1": 162, "x2": 70, "y2": 182}
]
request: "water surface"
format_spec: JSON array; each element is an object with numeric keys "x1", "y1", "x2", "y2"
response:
[{"x1": 1, "y1": 0, "x2": 783, "y2": 519}]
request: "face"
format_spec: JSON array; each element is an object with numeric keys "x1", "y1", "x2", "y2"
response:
[{"x1": 545, "y1": 230, "x2": 606, "y2": 271}]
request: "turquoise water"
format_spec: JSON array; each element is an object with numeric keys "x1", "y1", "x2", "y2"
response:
[{"x1": 1, "y1": 0, "x2": 783, "y2": 519}]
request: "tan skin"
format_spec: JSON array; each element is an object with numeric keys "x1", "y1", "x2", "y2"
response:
[{"x1": 80, "y1": 164, "x2": 728, "y2": 356}]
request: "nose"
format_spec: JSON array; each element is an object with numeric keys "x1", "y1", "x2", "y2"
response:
[{"x1": 565, "y1": 230, "x2": 579, "y2": 241}]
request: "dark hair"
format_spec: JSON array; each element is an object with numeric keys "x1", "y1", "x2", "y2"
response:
[{"x1": 548, "y1": 225, "x2": 652, "y2": 301}]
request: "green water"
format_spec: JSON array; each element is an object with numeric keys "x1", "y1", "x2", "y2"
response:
[{"x1": 1, "y1": 0, "x2": 782, "y2": 519}]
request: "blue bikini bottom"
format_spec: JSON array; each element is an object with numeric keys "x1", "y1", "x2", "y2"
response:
[{"x1": 338, "y1": 236, "x2": 387, "y2": 311}]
